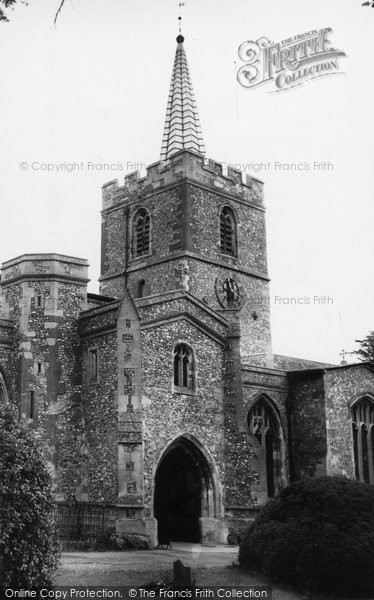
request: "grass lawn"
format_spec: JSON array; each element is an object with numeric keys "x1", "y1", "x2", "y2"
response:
[{"x1": 54, "y1": 549, "x2": 331, "y2": 600}]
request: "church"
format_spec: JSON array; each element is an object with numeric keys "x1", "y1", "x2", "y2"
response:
[{"x1": 0, "y1": 33, "x2": 373, "y2": 547}]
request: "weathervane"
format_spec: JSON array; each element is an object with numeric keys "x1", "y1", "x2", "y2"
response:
[{"x1": 178, "y1": 1, "x2": 186, "y2": 36}]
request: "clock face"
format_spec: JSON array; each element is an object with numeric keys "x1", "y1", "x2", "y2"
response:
[{"x1": 216, "y1": 274, "x2": 244, "y2": 309}]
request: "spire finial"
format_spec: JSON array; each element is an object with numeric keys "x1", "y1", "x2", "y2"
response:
[{"x1": 177, "y1": 16, "x2": 184, "y2": 43}]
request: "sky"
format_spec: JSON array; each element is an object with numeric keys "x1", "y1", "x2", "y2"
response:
[{"x1": 0, "y1": 0, "x2": 373, "y2": 364}]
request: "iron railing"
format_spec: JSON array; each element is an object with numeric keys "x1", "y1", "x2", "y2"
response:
[{"x1": 52, "y1": 502, "x2": 107, "y2": 548}]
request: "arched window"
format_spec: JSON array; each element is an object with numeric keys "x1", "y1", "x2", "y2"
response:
[
  {"x1": 220, "y1": 207, "x2": 236, "y2": 257},
  {"x1": 133, "y1": 208, "x2": 150, "y2": 257},
  {"x1": 351, "y1": 398, "x2": 374, "y2": 484},
  {"x1": 248, "y1": 398, "x2": 283, "y2": 498},
  {"x1": 173, "y1": 344, "x2": 194, "y2": 391}
]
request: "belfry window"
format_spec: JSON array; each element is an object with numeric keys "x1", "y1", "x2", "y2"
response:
[
  {"x1": 220, "y1": 207, "x2": 236, "y2": 257},
  {"x1": 173, "y1": 344, "x2": 194, "y2": 390},
  {"x1": 351, "y1": 398, "x2": 374, "y2": 484},
  {"x1": 248, "y1": 399, "x2": 283, "y2": 498},
  {"x1": 133, "y1": 209, "x2": 150, "y2": 257}
]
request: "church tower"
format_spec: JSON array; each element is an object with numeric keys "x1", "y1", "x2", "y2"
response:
[
  {"x1": 94, "y1": 33, "x2": 276, "y2": 544},
  {"x1": 100, "y1": 33, "x2": 273, "y2": 367}
]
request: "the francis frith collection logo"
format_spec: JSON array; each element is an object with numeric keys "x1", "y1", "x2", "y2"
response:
[{"x1": 237, "y1": 28, "x2": 346, "y2": 92}]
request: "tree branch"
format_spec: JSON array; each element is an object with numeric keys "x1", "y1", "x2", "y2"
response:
[{"x1": 54, "y1": 0, "x2": 66, "y2": 26}]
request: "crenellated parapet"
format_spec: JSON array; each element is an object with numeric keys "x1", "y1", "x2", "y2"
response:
[{"x1": 102, "y1": 150, "x2": 264, "y2": 212}]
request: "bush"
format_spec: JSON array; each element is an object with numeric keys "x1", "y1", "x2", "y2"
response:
[
  {"x1": 0, "y1": 404, "x2": 60, "y2": 591},
  {"x1": 239, "y1": 476, "x2": 374, "y2": 598}
]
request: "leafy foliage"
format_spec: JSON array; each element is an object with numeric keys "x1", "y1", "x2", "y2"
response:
[
  {"x1": 0, "y1": 403, "x2": 60, "y2": 591},
  {"x1": 355, "y1": 330, "x2": 374, "y2": 362},
  {"x1": 0, "y1": 0, "x2": 17, "y2": 22},
  {"x1": 239, "y1": 476, "x2": 374, "y2": 598}
]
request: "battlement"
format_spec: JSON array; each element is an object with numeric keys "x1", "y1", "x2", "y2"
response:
[
  {"x1": 1, "y1": 253, "x2": 89, "y2": 287},
  {"x1": 102, "y1": 150, "x2": 264, "y2": 212}
]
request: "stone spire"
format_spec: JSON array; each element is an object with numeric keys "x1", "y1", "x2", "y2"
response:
[{"x1": 160, "y1": 34, "x2": 206, "y2": 163}]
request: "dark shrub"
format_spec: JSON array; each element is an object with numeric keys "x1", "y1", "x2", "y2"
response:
[
  {"x1": 239, "y1": 476, "x2": 374, "y2": 598},
  {"x1": 0, "y1": 404, "x2": 60, "y2": 591}
]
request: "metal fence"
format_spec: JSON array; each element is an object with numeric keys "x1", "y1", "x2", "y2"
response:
[{"x1": 52, "y1": 502, "x2": 107, "y2": 548}]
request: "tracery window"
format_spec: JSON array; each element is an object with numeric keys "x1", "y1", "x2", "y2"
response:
[
  {"x1": 133, "y1": 208, "x2": 150, "y2": 257},
  {"x1": 173, "y1": 344, "x2": 194, "y2": 391},
  {"x1": 352, "y1": 398, "x2": 374, "y2": 484},
  {"x1": 248, "y1": 398, "x2": 283, "y2": 498},
  {"x1": 220, "y1": 207, "x2": 237, "y2": 257}
]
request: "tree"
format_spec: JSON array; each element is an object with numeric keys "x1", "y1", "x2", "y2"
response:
[
  {"x1": 239, "y1": 476, "x2": 374, "y2": 598},
  {"x1": 0, "y1": 403, "x2": 60, "y2": 591},
  {"x1": 0, "y1": 0, "x2": 66, "y2": 24},
  {"x1": 355, "y1": 330, "x2": 374, "y2": 362}
]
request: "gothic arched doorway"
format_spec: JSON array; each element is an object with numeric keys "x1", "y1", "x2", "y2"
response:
[{"x1": 154, "y1": 436, "x2": 216, "y2": 543}]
